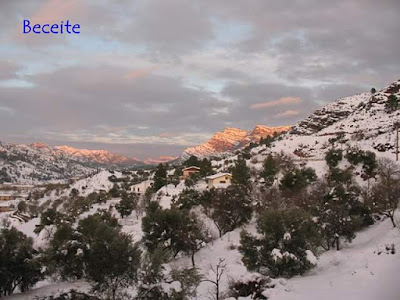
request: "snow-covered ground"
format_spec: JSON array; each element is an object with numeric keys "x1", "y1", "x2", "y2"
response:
[
  {"x1": 268, "y1": 217, "x2": 400, "y2": 300},
  {"x1": 5, "y1": 213, "x2": 400, "y2": 300}
]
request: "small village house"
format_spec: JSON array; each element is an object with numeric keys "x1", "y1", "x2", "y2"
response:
[
  {"x1": 182, "y1": 166, "x2": 200, "y2": 179},
  {"x1": 206, "y1": 173, "x2": 232, "y2": 189},
  {"x1": 130, "y1": 180, "x2": 154, "y2": 196}
]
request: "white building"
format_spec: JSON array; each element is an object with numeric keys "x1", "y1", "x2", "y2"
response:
[
  {"x1": 206, "y1": 173, "x2": 232, "y2": 189},
  {"x1": 130, "y1": 180, "x2": 154, "y2": 196}
]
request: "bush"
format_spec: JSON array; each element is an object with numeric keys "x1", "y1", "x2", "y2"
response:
[
  {"x1": 228, "y1": 275, "x2": 271, "y2": 299},
  {"x1": 385, "y1": 94, "x2": 399, "y2": 112},
  {"x1": 279, "y1": 167, "x2": 317, "y2": 195},
  {"x1": 345, "y1": 147, "x2": 364, "y2": 165},
  {"x1": 240, "y1": 208, "x2": 321, "y2": 278},
  {"x1": 325, "y1": 149, "x2": 343, "y2": 168}
]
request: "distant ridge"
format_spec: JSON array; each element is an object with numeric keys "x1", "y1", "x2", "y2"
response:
[{"x1": 181, "y1": 125, "x2": 290, "y2": 159}]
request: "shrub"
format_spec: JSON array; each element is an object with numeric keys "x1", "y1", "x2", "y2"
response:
[
  {"x1": 345, "y1": 147, "x2": 364, "y2": 165},
  {"x1": 240, "y1": 208, "x2": 321, "y2": 278},
  {"x1": 385, "y1": 94, "x2": 399, "y2": 112},
  {"x1": 325, "y1": 149, "x2": 343, "y2": 168},
  {"x1": 279, "y1": 167, "x2": 317, "y2": 195}
]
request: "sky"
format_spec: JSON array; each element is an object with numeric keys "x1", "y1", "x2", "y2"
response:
[{"x1": 0, "y1": 0, "x2": 399, "y2": 160}]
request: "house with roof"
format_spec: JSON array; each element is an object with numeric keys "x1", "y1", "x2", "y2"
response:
[
  {"x1": 182, "y1": 166, "x2": 200, "y2": 179},
  {"x1": 130, "y1": 179, "x2": 154, "y2": 197},
  {"x1": 206, "y1": 173, "x2": 232, "y2": 189}
]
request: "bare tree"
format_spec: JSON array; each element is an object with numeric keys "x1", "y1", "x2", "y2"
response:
[
  {"x1": 368, "y1": 158, "x2": 400, "y2": 227},
  {"x1": 202, "y1": 258, "x2": 226, "y2": 300}
]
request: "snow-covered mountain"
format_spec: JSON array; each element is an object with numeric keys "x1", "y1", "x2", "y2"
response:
[
  {"x1": 266, "y1": 79, "x2": 400, "y2": 160},
  {"x1": 0, "y1": 141, "x2": 96, "y2": 184},
  {"x1": 182, "y1": 125, "x2": 290, "y2": 159},
  {"x1": 51, "y1": 145, "x2": 143, "y2": 166}
]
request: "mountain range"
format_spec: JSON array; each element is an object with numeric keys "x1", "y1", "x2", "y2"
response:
[
  {"x1": 1, "y1": 78, "x2": 399, "y2": 184},
  {"x1": 181, "y1": 125, "x2": 291, "y2": 159}
]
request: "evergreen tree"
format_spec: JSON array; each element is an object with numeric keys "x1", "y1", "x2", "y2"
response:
[
  {"x1": 239, "y1": 208, "x2": 321, "y2": 278},
  {"x1": 385, "y1": 94, "x2": 399, "y2": 112},
  {"x1": 309, "y1": 181, "x2": 362, "y2": 250},
  {"x1": 279, "y1": 167, "x2": 317, "y2": 196},
  {"x1": 208, "y1": 185, "x2": 253, "y2": 237},
  {"x1": 361, "y1": 151, "x2": 377, "y2": 181},
  {"x1": 325, "y1": 149, "x2": 343, "y2": 168},
  {"x1": 172, "y1": 188, "x2": 201, "y2": 210},
  {"x1": 153, "y1": 163, "x2": 167, "y2": 191},
  {"x1": 0, "y1": 227, "x2": 43, "y2": 296},
  {"x1": 116, "y1": 192, "x2": 138, "y2": 218},
  {"x1": 142, "y1": 203, "x2": 209, "y2": 261},
  {"x1": 200, "y1": 158, "x2": 213, "y2": 178},
  {"x1": 46, "y1": 212, "x2": 140, "y2": 300},
  {"x1": 261, "y1": 154, "x2": 280, "y2": 187},
  {"x1": 231, "y1": 158, "x2": 251, "y2": 187},
  {"x1": 184, "y1": 155, "x2": 200, "y2": 167}
]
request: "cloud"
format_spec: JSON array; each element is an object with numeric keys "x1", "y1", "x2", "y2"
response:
[
  {"x1": 274, "y1": 110, "x2": 300, "y2": 118},
  {"x1": 250, "y1": 97, "x2": 301, "y2": 109},
  {"x1": 0, "y1": 61, "x2": 19, "y2": 80},
  {"x1": 124, "y1": 66, "x2": 158, "y2": 80},
  {"x1": 0, "y1": 0, "x2": 399, "y2": 158},
  {"x1": 31, "y1": 0, "x2": 82, "y2": 24}
]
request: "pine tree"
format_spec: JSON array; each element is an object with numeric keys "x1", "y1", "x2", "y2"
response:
[
  {"x1": 0, "y1": 227, "x2": 43, "y2": 296},
  {"x1": 200, "y1": 158, "x2": 213, "y2": 178},
  {"x1": 153, "y1": 163, "x2": 167, "y2": 191},
  {"x1": 231, "y1": 158, "x2": 251, "y2": 187},
  {"x1": 184, "y1": 155, "x2": 200, "y2": 167},
  {"x1": 240, "y1": 208, "x2": 321, "y2": 277},
  {"x1": 385, "y1": 94, "x2": 399, "y2": 112},
  {"x1": 261, "y1": 154, "x2": 280, "y2": 187},
  {"x1": 116, "y1": 193, "x2": 138, "y2": 218}
]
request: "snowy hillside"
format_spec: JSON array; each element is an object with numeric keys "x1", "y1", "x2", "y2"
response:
[
  {"x1": 249, "y1": 80, "x2": 400, "y2": 165},
  {"x1": 0, "y1": 141, "x2": 97, "y2": 184}
]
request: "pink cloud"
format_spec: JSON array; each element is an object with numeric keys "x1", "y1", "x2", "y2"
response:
[
  {"x1": 31, "y1": 0, "x2": 83, "y2": 24},
  {"x1": 250, "y1": 97, "x2": 301, "y2": 109},
  {"x1": 275, "y1": 109, "x2": 300, "y2": 118},
  {"x1": 124, "y1": 66, "x2": 158, "y2": 80}
]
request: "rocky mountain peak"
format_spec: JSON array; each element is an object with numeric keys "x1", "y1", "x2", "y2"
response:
[{"x1": 182, "y1": 125, "x2": 290, "y2": 159}]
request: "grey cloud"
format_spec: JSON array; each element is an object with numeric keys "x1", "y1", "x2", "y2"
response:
[
  {"x1": 0, "y1": 66, "x2": 229, "y2": 140},
  {"x1": 0, "y1": 0, "x2": 399, "y2": 158},
  {"x1": 0, "y1": 61, "x2": 19, "y2": 80}
]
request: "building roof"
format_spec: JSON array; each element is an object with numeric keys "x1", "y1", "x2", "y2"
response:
[
  {"x1": 206, "y1": 173, "x2": 232, "y2": 180},
  {"x1": 182, "y1": 166, "x2": 201, "y2": 171}
]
